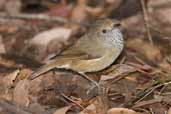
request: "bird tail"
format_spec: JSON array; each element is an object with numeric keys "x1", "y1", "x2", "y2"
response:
[{"x1": 27, "y1": 60, "x2": 57, "y2": 80}]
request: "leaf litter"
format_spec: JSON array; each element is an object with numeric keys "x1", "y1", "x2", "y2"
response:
[{"x1": 0, "y1": 0, "x2": 171, "y2": 114}]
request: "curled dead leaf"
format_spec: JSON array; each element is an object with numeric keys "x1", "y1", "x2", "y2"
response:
[
  {"x1": 107, "y1": 108, "x2": 141, "y2": 114},
  {"x1": 27, "y1": 27, "x2": 72, "y2": 61},
  {"x1": 2, "y1": 69, "x2": 20, "y2": 88},
  {"x1": 13, "y1": 79, "x2": 30, "y2": 107},
  {"x1": 168, "y1": 107, "x2": 171, "y2": 114},
  {"x1": 79, "y1": 96, "x2": 109, "y2": 114},
  {"x1": 0, "y1": 35, "x2": 6, "y2": 54},
  {"x1": 53, "y1": 106, "x2": 71, "y2": 114},
  {"x1": 5, "y1": 0, "x2": 21, "y2": 14},
  {"x1": 30, "y1": 27, "x2": 71, "y2": 46},
  {"x1": 71, "y1": 0, "x2": 87, "y2": 23},
  {"x1": 127, "y1": 38, "x2": 162, "y2": 62},
  {"x1": 100, "y1": 64, "x2": 136, "y2": 81}
]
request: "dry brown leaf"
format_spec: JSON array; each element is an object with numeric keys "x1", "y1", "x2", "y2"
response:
[
  {"x1": 79, "y1": 96, "x2": 109, "y2": 114},
  {"x1": 46, "y1": 1, "x2": 71, "y2": 17},
  {"x1": 79, "y1": 103, "x2": 97, "y2": 114},
  {"x1": 27, "y1": 27, "x2": 72, "y2": 61},
  {"x1": 0, "y1": 0, "x2": 6, "y2": 10},
  {"x1": 13, "y1": 79, "x2": 30, "y2": 107},
  {"x1": 149, "y1": 103, "x2": 166, "y2": 114},
  {"x1": 168, "y1": 107, "x2": 171, "y2": 114},
  {"x1": 0, "y1": 69, "x2": 19, "y2": 101},
  {"x1": 149, "y1": 0, "x2": 170, "y2": 6},
  {"x1": 30, "y1": 27, "x2": 71, "y2": 46},
  {"x1": 5, "y1": 0, "x2": 21, "y2": 14},
  {"x1": 159, "y1": 58, "x2": 171, "y2": 72},
  {"x1": 147, "y1": 0, "x2": 171, "y2": 36},
  {"x1": 0, "y1": 35, "x2": 6, "y2": 53},
  {"x1": 53, "y1": 106, "x2": 71, "y2": 114},
  {"x1": 2, "y1": 69, "x2": 20, "y2": 88},
  {"x1": 28, "y1": 103, "x2": 46, "y2": 114},
  {"x1": 107, "y1": 108, "x2": 140, "y2": 114},
  {"x1": 127, "y1": 38, "x2": 162, "y2": 62},
  {"x1": 100, "y1": 64, "x2": 136, "y2": 81},
  {"x1": 71, "y1": 0, "x2": 87, "y2": 23},
  {"x1": 86, "y1": 7, "x2": 104, "y2": 17}
]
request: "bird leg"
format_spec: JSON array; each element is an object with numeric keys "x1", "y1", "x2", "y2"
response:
[{"x1": 77, "y1": 72, "x2": 100, "y2": 89}]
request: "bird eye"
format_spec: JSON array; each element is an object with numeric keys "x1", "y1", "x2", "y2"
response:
[{"x1": 102, "y1": 29, "x2": 107, "y2": 33}]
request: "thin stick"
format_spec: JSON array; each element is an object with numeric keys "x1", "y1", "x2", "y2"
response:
[
  {"x1": 135, "y1": 81, "x2": 171, "y2": 104},
  {"x1": 0, "y1": 12, "x2": 68, "y2": 24},
  {"x1": 140, "y1": 0, "x2": 153, "y2": 45},
  {"x1": 0, "y1": 12, "x2": 89, "y2": 27},
  {"x1": 61, "y1": 93, "x2": 85, "y2": 110}
]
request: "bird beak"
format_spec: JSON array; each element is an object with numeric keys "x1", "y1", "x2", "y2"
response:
[
  {"x1": 112, "y1": 20, "x2": 123, "y2": 31},
  {"x1": 112, "y1": 19, "x2": 121, "y2": 27}
]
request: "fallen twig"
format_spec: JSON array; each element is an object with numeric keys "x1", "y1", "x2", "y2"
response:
[
  {"x1": 0, "y1": 12, "x2": 68, "y2": 24},
  {"x1": 133, "y1": 98, "x2": 162, "y2": 108},
  {"x1": 61, "y1": 93, "x2": 85, "y2": 110},
  {"x1": 135, "y1": 81, "x2": 171, "y2": 104},
  {"x1": 140, "y1": 0, "x2": 153, "y2": 45}
]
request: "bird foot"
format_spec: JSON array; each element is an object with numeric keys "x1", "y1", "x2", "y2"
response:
[{"x1": 78, "y1": 72, "x2": 100, "y2": 90}]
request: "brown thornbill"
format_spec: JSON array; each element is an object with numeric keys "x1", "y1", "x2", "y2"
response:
[{"x1": 28, "y1": 19, "x2": 124, "y2": 86}]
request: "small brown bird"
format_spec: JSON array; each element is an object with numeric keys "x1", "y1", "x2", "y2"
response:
[{"x1": 28, "y1": 19, "x2": 124, "y2": 84}]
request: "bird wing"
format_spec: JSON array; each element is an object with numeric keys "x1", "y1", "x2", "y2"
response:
[
  {"x1": 56, "y1": 48, "x2": 99, "y2": 60},
  {"x1": 50, "y1": 38, "x2": 102, "y2": 61}
]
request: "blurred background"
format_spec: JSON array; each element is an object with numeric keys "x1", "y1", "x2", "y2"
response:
[{"x1": 0, "y1": 0, "x2": 171, "y2": 114}]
